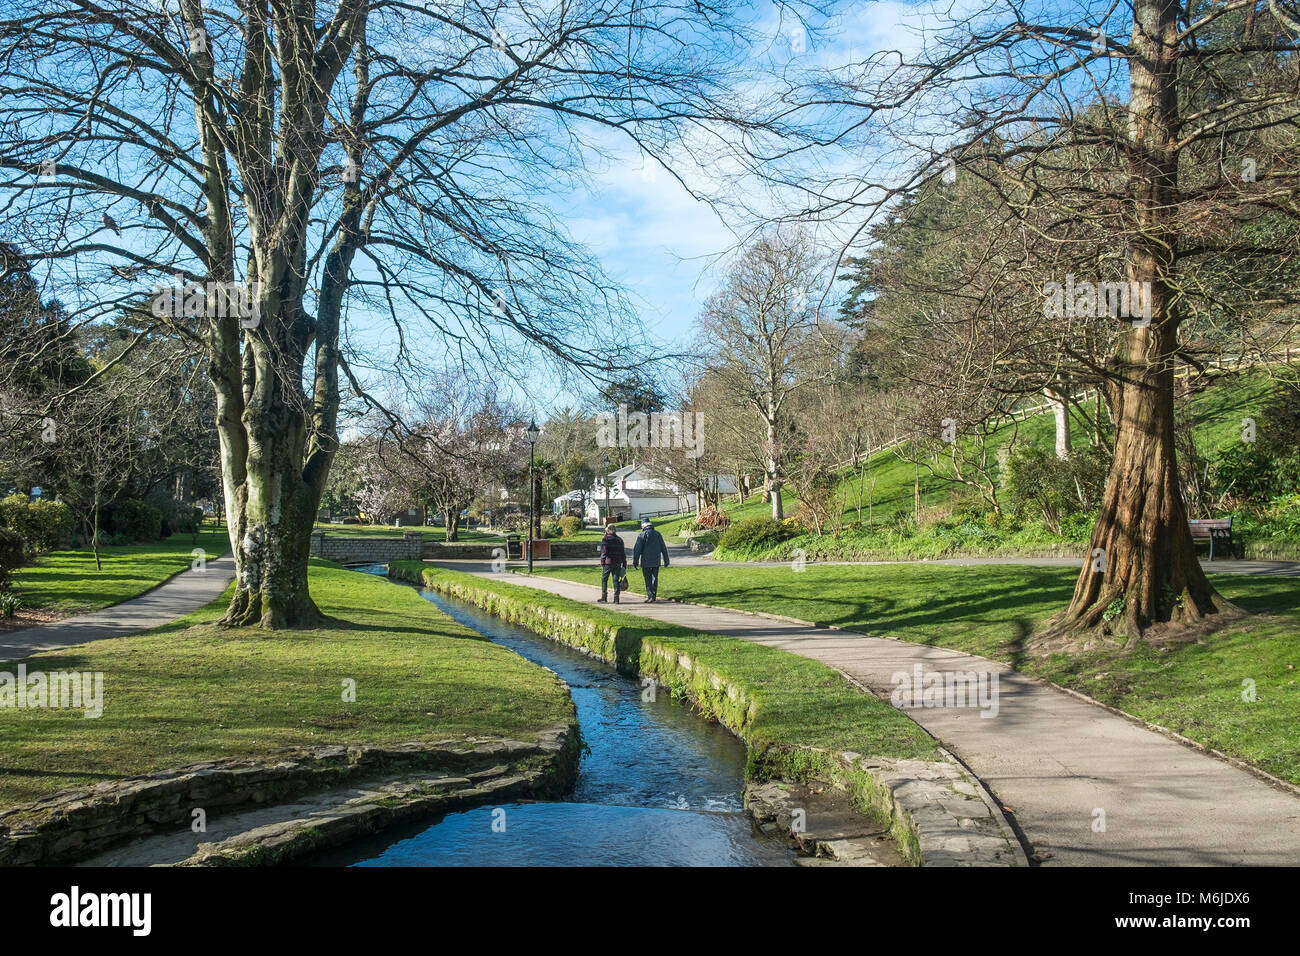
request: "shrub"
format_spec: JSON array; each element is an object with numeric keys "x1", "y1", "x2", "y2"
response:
[
  {"x1": 0, "y1": 495, "x2": 76, "y2": 555},
  {"x1": 557, "y1": 515, "x2": 583, "y2": 538},
  {"x1": 1004, "y1": 444, "x2": 1109, "y2": 534},
  {"x1": 540, "y1": 521, "x2": 561, "y2": 539},
  {"x1": 153, "y1": 498, "x2": 203, "y2": 536},
  {"x1": 718, "y1": 516, "x2": 795, "y2": 554},
  {"x1": 104, "y1": 498, "x2": 164, "y2": 542},
  {"x1": 0, "y1": 590, "x2": 22, "y2": 619},
  {"x1": 0, "y1": 528, "x2": 25, "y2": 591}
]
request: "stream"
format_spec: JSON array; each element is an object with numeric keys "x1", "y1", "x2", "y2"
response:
[{"x1": 309, "y1": 566, "x2": 794, "y2": 867}]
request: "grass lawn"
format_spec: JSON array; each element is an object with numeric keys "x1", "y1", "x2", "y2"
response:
[
  {"x1": 394, "y1": 562, "x2": 937, "y2": 771},
  {"x1": 9, "y1": 529, "x2": 230, "y2": 617},
  {"x1": 535, "y1": 563, "x2": 1300, "y2": 784},
  {"x1": 0, "y1": 561, "x2": 573, "y2": 809}
]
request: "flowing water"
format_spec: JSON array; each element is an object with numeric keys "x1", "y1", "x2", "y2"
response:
[{"x1": 312, "y1": 567, "x2": 794, "y2": 867}]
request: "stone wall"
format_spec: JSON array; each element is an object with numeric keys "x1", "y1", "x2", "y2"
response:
[
  {"x1": 0, "y1": 728, "x2": 579, "y2": 866},
  {"x1": 420, "y1": 540, "x2": 600, "y2": 561},
  {"x1": 309, "y1": 531, "x2": 424, "y2": 565}
]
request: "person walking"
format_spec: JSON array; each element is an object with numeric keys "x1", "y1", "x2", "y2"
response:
[
  {"x1": 632, "y1": 518, "x2": 669, "y2": 603},
  {"x1": 597, "y1": 521, "x2": 627, "y2": 603}
]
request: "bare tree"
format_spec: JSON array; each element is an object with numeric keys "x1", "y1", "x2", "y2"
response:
[
  {"x1": 0, "y1": 0, "x2": 802, "y2": 626},
  {"x1": 696, "y1": 229, "x2": 840, "y2": 519}
]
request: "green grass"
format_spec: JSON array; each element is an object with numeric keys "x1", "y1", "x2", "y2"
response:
[
  {"x1": 0, "y1": 561, "x2": 573, "y2": 809},
  {"x1": 9, "y1": 530, "x2": 230, "y2": 616},
  {"x1": 535, "y1": 563, "x2": 1300, "y2": 784}
]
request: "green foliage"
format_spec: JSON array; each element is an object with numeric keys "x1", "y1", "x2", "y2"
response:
[
  {"x1": 0, "y1": 527, "x2": 24, "y2": 590},
  {"x1": 717, "y1": 516, "x2": 796, "y2": 554},
  {"x1": 1004, "y1": 444, "x2": 1110, "y2": 534},
  {"x1": 103, "y1": 498, "x2": 164, "y2": 542},
  {"x1": 540, "y1": 521, "x2": 561, "y2": 539},
  {"x1": 155, "y1": 499, "x2": 203, "y2": 536},
  {"x1": 0, "y1": 589, "x2": 21, "y2": 618},
  {"x1": 0, "y1": 495, "x2": 75, "y2": 554},
  {"x1": 557, "y1": 515, "x2": 583, "y2": 538},
  {"x1": 1205, "y1": 376, "x2": 1300, "y2": 503}
]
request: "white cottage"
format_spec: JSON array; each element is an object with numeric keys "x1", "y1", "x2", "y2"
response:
[{"x1": 570, "y1": 463, "x2": 736, "y2": 523}]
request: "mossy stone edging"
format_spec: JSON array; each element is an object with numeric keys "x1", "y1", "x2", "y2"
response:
[
  {"x1": 0, "y1": 726, "x2": 580, "y2": 866},
  {"x1": 391, "y1": 562, "x2": 1022, "y2": 866}
]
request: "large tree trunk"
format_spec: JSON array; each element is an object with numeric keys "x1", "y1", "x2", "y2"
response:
[
  {"x1": 1051, "y1": 325, "x2": 1233, "y2": 639},
  {"x1": 1047, "y1": 0, "x2": 1235, "y2": 644},
  {"x1": 218, "y1": 351, "x2": 325, "y2": 628}
]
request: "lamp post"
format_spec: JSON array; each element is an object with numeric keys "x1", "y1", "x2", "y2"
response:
[
  {"x1": 525, "y1": 420, "x2": 540, "y2": 573},
  {"x1": 604, "y1": 455, "x2": 610, "y2": 526}
]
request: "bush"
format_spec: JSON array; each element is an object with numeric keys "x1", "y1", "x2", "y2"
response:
[
  {"x1": 1004, "y1": 444, "x2": 1109, "y2": 534},
  {"x1": 0, "y1": 528, "x2": 24, "y2": 591},
  {"x1": 155, "y1": 499, "x2": 203, "y2": 536},
  {"x1": 718, "y1": 516, "x2": 795, "y2": 554},
  {"x1": 0, "y1": 590, "x2": 22, "y2": 619},
  {"x1": 540, "y1": 521, "x2": 561, "y2": 539},
  {"x1": 104, "y1": 498, "x2": 164, "y2": 542},
  {"x1": 557, "y1": 515, "x2": 583, "y2": 538},
  {"x1": 0, "y1": 495, "x2": 75, "y2": 555}
]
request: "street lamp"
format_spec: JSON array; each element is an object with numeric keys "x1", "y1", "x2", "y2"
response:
[
  {"x1": 604, "y1": 454, "x2": 611, "y2": 526},
  {"x1": 525, "y1": 420, "x2": 541, "y2": 573}
]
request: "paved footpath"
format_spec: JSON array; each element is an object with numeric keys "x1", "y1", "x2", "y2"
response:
[
  {"x1": 0, "y1": 556, "x2": 236, "y2": 664},
  {"x1": 459, "y1": 565, "x2": 1300, "y2": 866}
]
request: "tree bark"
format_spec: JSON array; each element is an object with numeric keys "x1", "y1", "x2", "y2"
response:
[
  {"x1": 1049, "y1": 0, "x2": 1234, "y2": 641},
  {"x1": 219, "y1": 367, "x2": 325, "y2": 628},
  {"x1": 1045, "y1": 383, "x2": 1071, "y2": 459},
  {"x1": 766, "y1": 416, "x2": 783, "y2": 520}
]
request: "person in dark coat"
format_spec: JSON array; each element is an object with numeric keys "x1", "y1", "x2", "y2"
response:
[
  {"x1": 632, "y1": 518, "x2": 670, "y2": 602},
  {"x1": 597, "y1": 522, "x2": 627, "y2": 603}
]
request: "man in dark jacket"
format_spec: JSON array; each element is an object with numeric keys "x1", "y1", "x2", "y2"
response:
[
  {"x1": 632, "y1": 518, "x2": 670, "y2": 603},
  {"x1": 597, "y1": 522, "x2": 627, "y2": 603}
]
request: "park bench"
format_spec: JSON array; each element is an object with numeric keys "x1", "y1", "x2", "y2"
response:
[{"x1": 1188, "y1": 518, "x2": 1236, "y2": 560}]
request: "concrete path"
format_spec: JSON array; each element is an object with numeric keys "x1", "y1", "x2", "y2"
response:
[
  {"x1": 453, "y1": 566, "x2": 1300, "y2": 866},
  {"x1": 0, "y1": 556, "x2": 236, "y2": 663}
]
